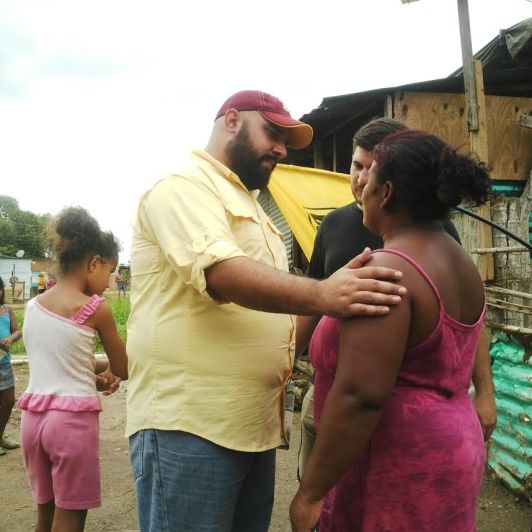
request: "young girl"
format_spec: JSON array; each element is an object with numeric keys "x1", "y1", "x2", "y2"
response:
[
  {"x1": 0, "y1": 276, "x2": 22, "y2": 455},
  {"x1": 17, "y1": 206, "x2": 128, "y2": 532}
]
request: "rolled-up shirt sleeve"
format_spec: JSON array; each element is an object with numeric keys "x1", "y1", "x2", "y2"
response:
[{"x1": 139, "y1": 174, "x2": 246, "y2": 300}]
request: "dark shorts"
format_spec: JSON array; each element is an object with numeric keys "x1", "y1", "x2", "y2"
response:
[
  {"x1": 0, "y1": 362, "x2": 15, "y2": 391},
  {"x1": 117, "y1": 283, "x2": 126, "y2": 293}
]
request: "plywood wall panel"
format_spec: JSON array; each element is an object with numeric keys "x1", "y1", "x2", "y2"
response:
[{"x1": 394, "y1": 91, "x2": 532, "y2": 180}]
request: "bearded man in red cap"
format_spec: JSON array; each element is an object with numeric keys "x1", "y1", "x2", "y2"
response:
[{"x1": 126, "y1": 90, "x2": 406, "y2": 531}]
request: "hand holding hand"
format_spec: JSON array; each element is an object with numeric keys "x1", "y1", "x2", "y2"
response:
[
  {"x1": 316, "y1": 260, "x2": 406, "y2": 318},
  {"x1": 96, "y1": 367, "x2": 122, "y2": 395}
]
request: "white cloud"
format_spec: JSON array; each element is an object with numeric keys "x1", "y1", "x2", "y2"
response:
[{"x1": 0, "y1": 0, "x2": 530, "y2": 262}]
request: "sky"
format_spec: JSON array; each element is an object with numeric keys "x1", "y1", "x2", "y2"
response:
[{"x1": 1, "y1": 0, "x2": 530, "y2": 263}]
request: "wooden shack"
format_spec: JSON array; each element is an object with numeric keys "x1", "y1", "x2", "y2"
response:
[
  {"x1": 288, "y1": 18, "x2": 532, "y2": 324},
  {"x1": 285, "y1": 18, "x2": 532, "y2": 497}
]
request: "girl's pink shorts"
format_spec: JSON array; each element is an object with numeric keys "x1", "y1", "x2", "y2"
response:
[{"x1": 20, "y1": 410, "x2": 101, "y2": 509}]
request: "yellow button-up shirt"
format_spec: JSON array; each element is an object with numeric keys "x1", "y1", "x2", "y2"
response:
[{"x1": 126, "y1": 149, "x2": 295, "y2": 451}]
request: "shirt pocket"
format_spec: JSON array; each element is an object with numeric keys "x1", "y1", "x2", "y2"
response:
[{"x1": 223, "y1": 194, "x2": 261, "y2": 225}]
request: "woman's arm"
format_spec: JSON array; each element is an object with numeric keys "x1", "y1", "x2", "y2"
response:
[
  {"x1": 471, "y1": 327, "x2": 496, "y2": 440},
  {"x1": 290, "y1": 257, "x2": 412, "y2": 530}
]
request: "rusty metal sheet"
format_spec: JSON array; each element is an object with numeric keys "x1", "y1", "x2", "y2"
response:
[{"x1": 489, "y1": 333, "x2": 532, "y2": 499}]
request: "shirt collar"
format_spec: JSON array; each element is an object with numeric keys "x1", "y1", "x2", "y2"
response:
[{"x1": 192, "y1": 148, "x2": 253, "y2": 193}]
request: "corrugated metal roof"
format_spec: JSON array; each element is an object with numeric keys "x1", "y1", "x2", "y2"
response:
[
  {"x1": 489, "y1": 333, "x2": 532, "y2": 499},
  {"x1": 300, "y1": 18, "x2": 532, "y2": 139},
  {"x1": 257, "y1": 188, "x2": 293, "y2": 268},
  {"x1": 451, "y1": 18, "x2": 532, "y2": 76}
]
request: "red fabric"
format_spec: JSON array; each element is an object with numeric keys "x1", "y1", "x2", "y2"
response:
[
  {"x1": 310, "y1": 249, "x2": 486, "y2": 532},
  {"x1": 70, "y1": 294, "x2": 105, "y2": 325},
  {"x1": 214, "y1": 90, "x2": 313, "y2": 149}
]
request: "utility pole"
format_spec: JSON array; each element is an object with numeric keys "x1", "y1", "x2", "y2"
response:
[{"x1": 457, "y1": 0, "x2": 479, "y2": 131}]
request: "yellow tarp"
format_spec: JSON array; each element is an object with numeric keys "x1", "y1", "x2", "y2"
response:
[{"x1": 268, "y1": 164, "x2": 353, "y2": 259}]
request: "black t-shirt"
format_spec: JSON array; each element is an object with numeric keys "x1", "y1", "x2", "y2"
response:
[{"x1": 307, "y1": 202, "x2": 461, "y2": 280}]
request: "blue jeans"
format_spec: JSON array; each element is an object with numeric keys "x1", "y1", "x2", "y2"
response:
[{"x1": 129, "y1": 430, "x2": 275, "y2": 532}]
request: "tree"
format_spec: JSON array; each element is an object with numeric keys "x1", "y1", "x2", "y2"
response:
[{"x1": 0, "y1": 196, "x2": 50, "y2": 258}]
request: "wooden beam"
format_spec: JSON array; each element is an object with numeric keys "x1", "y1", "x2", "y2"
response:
[
  {"x1": 485, "y1": 286, "x2": 532, "y2": 301},
  {"x1": 332, "y1": 133, "x2": 337, "y2": 172},
  {"x1": 313, "y1": 140, "x2": 325, "y2": 169},
  {"x1": 486, "y1": 321, "x2": 532, "y2": 335},
  {"x1": 474, "y1": 204, "x2": 494, "y2": 281},
  {"x1": 457, "y1": 0, "x2": 479, "y2": 131},
  {"x1": 487, "y1": 298, "x2": 532, "y2": 316},
  {"x1": 469, "y1": 61, "x2": 489, "y2": 162},
  {"x1": 472, "y1": 246, "x2": 529, "y2": 254},
  {"x1": 384, "y1": 94, "x2": 393, "y2": 118},
  {"x1": 469, "y1": 60, "x2": 494, "y2": 280}
]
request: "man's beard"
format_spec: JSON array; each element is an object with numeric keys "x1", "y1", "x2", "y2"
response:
[{"x1": 225, "y1": 122, "x2": 277, "y2": 190}]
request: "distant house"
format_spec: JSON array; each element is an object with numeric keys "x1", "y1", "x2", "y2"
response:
[
  {"x1": 0, "y1": 256, "x2": 32, "y2": 300},
  {"x1": 281, "y1": 18, "x2": 532, "y2": 500},
  {"x1": 30, "y1": 259, "x2": 55, "y2": 297}
]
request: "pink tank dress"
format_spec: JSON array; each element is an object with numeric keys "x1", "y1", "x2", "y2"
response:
[{"x1": 310, "y1": 249, "x2": 486, "y2": 532}]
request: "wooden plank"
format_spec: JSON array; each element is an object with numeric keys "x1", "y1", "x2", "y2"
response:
[
  {"x1": 486, "y1": 96, "x2": 532, "y2": 180},
  {"x1": 475, "y1": 203, "x2": 494, "y2": 281},
  {"x1": 485, "y1": 286, "x2": 532, "y2": 301},
  {"x1": 393, "y1": 91, "x2": 469, "y2": 149},
  {"x1": 470, "y1": 60, "x2": 494, "y2": 281},
  {"x1": 384, "y1": 94, "x2": 393, "y2": 118},
  {"x1": 469, "y1": 60, "x2": 489, "y2": 162},
  {"x1": 486, "y1": 321, "x2": 532, "y2": 335},
  {"x1": 313, "y1": 140, "x2": 325, "y2": 169},
  {"x1": 473, "y1": 246, "x2": 529, "y2": 254},
  {"x1": 332, "y1": 133, "x2": 337, "y2": 172},
  {"x1": 394, "y1": 91, "x2": 532, "y2": 180},
  {"x1": 457, "y1": 0, "x2": 479, "y2": 131},
  {"x1": 487, "y1": 298, "x2": 532, "y2": 316},
  {"x1": 490, "y1": 195, "x2": 532, "y2": 328}
]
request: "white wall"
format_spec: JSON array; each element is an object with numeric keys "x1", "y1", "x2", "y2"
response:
[{"x1": 0, "y1": 258, "x2": 33, "y2": 299}]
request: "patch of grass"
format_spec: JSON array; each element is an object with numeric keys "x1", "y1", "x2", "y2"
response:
[
  {"x1": 95, "y1": 293, "x2": 130, "y2": 353},
  {"x1": 10, "y1": 309, "x2": 26, "y2": 355},
  {"x1": 9, "y1": 292, "x2": 130, "y2": 356}
]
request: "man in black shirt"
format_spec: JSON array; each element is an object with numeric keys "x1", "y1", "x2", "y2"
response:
[
  {"x1": 308, "y1": 201, "x2": 461, "y2": 279},
  {"x1": 296, "y1": 118, "x2": 496, "y2": 478}
]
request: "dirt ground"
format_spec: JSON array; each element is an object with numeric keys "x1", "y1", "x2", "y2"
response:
[{"x1": 2, "y1": 364, "x2": 531, "y2": 531}]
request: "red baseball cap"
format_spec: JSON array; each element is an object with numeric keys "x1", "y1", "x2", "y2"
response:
[{"x1": 215, "y1": 90, "x2": 313, "y2": 149}]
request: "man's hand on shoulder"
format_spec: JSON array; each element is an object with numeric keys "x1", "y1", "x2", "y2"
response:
[{"x1": 316, "y1": 260, "x2": 406, "y2": 318}]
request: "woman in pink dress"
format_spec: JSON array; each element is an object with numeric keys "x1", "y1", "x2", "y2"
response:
[{"x1": 290, "y1": 130, "x2": 490, "y2": 531}]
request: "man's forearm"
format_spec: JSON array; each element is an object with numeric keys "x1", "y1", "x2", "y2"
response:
[
  {"x1": 206, "y1": 256, "x2": 405, "y2": 319},
  {"x1": 206, "y1": 257, "x2": 323, "y2": 315}
]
